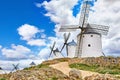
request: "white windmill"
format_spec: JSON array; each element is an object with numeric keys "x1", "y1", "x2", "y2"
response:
[
  {"x1": 59, "y1": 0, "x2": 109, "y2": 58},
  {"x1": 30, "y1": 61, "x2": 36, "y2": 67},
  {"x1": 67, "y1": 40, "x2": 77, "y2": 58},
  {"x1": 49, "y1": 42, "x2": 63, "y2": 59}
]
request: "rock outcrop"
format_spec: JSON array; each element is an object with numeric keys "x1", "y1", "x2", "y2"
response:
[{"x1": 9, "y1": 68, "x2": 69, "y2": 80}]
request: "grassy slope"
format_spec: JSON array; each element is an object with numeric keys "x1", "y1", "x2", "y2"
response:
[{"x1": 69, "y1": 63, "x2": 120, "y2": 75}]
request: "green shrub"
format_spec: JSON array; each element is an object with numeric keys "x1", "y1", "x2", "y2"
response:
[
  {"x1": 0, "y1": 78, "x2": 6, "y2": 80},
  {"x1": 51, "y1": 76, "x2": 58, "y2": 80},
  {"x1": 37, "y1": 64, "x2": 49, "y2": 68}
]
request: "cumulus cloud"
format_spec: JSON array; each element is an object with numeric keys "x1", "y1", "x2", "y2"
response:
[
  {"x1": 18, "y1": 24, "x2": 40, "y2": 41},
  {"x1": 1, "y1": 44, "x2": 32, "y2": 59},
  {"x1": 27, "y1": 39, "x2": 46, "y2": 46},
  {"x1": 17, "y1": 24, "x2": 46, "y2": 46},
  {"x1": 35, "y1": 3, "x2": 42, "y2": 8},
  {"x1": 41, "y1": 0, "x2": 79, "y2": 25}
]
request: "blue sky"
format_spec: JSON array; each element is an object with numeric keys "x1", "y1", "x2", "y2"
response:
[
  {"x1": 0, "y1": 0, "x2": 54, "y2": 46},
  {"x1": 0, "y1": 0, "x2": 120, "y2": 73}
]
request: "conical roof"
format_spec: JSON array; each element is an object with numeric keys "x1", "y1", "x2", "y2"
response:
[
  {"x1": 0, "y1": 67, "x2": 2, "y2": 70},
  {"x1": 54, "y1": 48, "x2": 60, "y2": 52},
  {"x1": 30, "y1": 61, "x2": 36, "y2": 65},
  {"x1": 83, "y1": 24, "x2": 101, "y2": 35},
  {"x1": 68, "y1": 40, "x2": 77, "y2": 46}
]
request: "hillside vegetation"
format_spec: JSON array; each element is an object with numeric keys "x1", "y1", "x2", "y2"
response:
[{"x1": 0, "y1": 57, "x2": 120, "y2": 80}]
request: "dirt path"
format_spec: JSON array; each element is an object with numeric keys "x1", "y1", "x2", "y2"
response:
[
  {"x1": 49, "y1": 62, "x2": 99, "y2": 78},
  {"x1": 49, "y1": 62, "x2": 71, "y2": 76}
]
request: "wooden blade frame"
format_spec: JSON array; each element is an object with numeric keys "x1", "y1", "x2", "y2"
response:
[
  {"x1": 60, "y1": 33, "x2": 71, "y2": 53},
  {"x1": 49, "y1": 42, "x2": 56, "y2": 58},
  {"x1": 77, "y1": 1, "x2": 90, "y2": 57}
]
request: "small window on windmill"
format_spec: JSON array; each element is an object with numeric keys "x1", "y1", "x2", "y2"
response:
[
  {"x1": 88, "y1": 44, "x2": 91, "y2": 47},
  {"x1": 91, "y1": 35, "x2": 93, "y2": 37}
]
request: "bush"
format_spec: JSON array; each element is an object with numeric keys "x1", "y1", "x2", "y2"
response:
[
  {"x1": 37, "y1": 64, "x2": 49, "y2": 68},
  {"x1": 0, "y1": 78, "x2": 6, "y2": 80},
  {"x1": 51, "y1": 76, "x2": 58, "y2": 80}
]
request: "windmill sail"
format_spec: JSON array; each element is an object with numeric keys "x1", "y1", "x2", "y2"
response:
[
  {"x1": 49, "y1": 42, "x2": 56, "y2": 58},
  {"x1": 77, "y1": 0, "x2": 91, "y2": 57},
  {"x1": 60, "y1": 33, "x2": 70, "y2": 52},
  {"x1": 79, "y1": 1, "x2": 91, "y2": 27}
]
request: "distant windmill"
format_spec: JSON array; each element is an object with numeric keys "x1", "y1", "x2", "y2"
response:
[
  {"x1": 67, "y1": 40, "x2": 77, "y2": 58},
  {"x1": 30, "y1": 61, "x2": 36, "y2": 66},
  {"x1": 11, "y1": 63, "x2": 19, "y2": 72},
  {"x1": 59, "y1": 0, "x2": 109, "y2": 58},
  {"x1": 0, "y1": 67, "x2": 2, "y2": 70},
  {"x1": 49, "y1": 42, "x2": 63, "y2": 58},
  {"x1": 0, "y1": 67, "x2": 6, "y2": 74},
  {"x1": 60, "y1": 33, "x2": 71, "y2": 56}
]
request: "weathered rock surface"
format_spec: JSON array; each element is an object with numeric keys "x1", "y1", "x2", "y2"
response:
[
  {"x1": 84, "y1": 74, "x2": 118, "y2": 80},
  {"x1": 9, "y1": 68, "x2": 69, "y2": 80},
  {"x1": 69, "y1": 69, "x2": 82, "y2": 80}
]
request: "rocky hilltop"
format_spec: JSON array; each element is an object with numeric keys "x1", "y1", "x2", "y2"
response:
[{"x1": 0, "y1": 57, "x2": 120, "y2": 80}]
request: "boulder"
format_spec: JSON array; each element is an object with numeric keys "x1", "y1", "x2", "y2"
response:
[{"x1": 69, "y1": 69, "x2": 82, "y2": 80}]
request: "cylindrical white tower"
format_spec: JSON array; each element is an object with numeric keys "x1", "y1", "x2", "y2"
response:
[
  {"x1": 76, "y1": 33, "x2": 103, "y2": 58},
  {"x1": 68, "y1": 40, "x2": 77, "y2": 58}
]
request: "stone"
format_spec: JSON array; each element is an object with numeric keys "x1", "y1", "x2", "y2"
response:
[{"x1": 69, "y1": 69, "x2": 82, "y2": 80}]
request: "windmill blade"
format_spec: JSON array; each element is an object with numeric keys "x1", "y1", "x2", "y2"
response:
[
  {"x1": 61, "y1": 33, "x2": 71, "y2": 52},
  {"x1": 16, "y1": 63, "x2": 19, "y2": 67},
  {"x1": 77, "y1": 28, "x2": 85, "y2": 57},
  {"x1": 102, "y1": 52, "x2": 106, "y2": 57},
  {"x1": 66, "y1": 33, "x2": 71, "y2": 42},
  {"x1": 15, "y1": 63, "x2": 19, "y2": 70},
  {"x1": 64, "y1": 33, "x2": 67, "y2": 42},
  {"x1": 60, "y1": 43, "x2": 66, "y2": 53},
  {"x1": 59, "y1": 25, "x2": 79, "y2": 32},
  {"x1": 79, "y1": 0, "x2": 91, "y2": 27},
  {"x1": 12, "y1": 64, "x2": 19, "y2": 71},
  {"x1": 49, "y1": 41, "x2": 56, "y2": 57},
  {"x1": 12, "y1": 64, "x2": 16, "y2": 67},
  {"x1": 66, "y1": 45, "x2": 69, "y2": 56},
  {"x1": 86, "y1": 24, "x2": 110, "y2": 35}
]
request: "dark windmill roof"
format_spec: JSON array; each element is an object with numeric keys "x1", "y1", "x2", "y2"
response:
[
  {"x1": 83, "y1": 24, "x2": 101, "y2": 35},
  {"x1": 30, "y1": 62, "x2": 36, "y2": 65},
  {"x1": 54, "y1": 48, "x2": 60, "y2": 52},
  {"x1": 68, "y1": 40, "x2": 77, "y2": 46},
  {"x1": 0, "y1": 67, "x2": 2, "y2": 70}
]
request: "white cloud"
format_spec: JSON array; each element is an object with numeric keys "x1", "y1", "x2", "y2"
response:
[
  {"x1": 27, "y1": 39, "x2": 46, "y2": 46},
  {"x1": 18, "y1": 24, "x2": 40, "y2": 41},
  {"x1": 41, "y1": 0, "x2": 79, "y2": 25},
  {"x1": 35, "y1": 3, "x2": 42, "y2": 8},
  {"x1": 1, "y1": 44, "x2": 31, "y2": 59},
  {"x1": 38, "y1": 47, "x2": 50, "y2": 58},
  {"x1": 17, "y1": 24, "x2": 46, "y2": 46}
]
